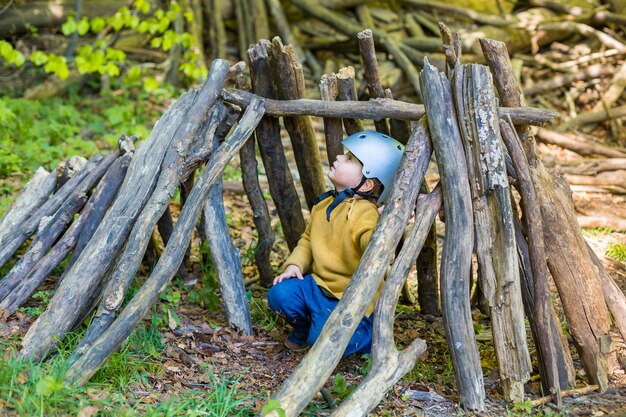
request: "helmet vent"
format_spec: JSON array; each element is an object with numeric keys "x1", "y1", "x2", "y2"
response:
[
  {"x1": 359, "y1": 134, "x2": 366, "y2": 139},
  {"x1": 397, "y1": 145, "x2": 402, "y2": 150},
  {"x1": 382, "y1": 135, "x2": 388, "y2": 138}
]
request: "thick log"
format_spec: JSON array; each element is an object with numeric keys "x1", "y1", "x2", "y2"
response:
[
  {"x1": 0, "y1": 193, "x2": 87, "y2": 302},
  {"x1": 267, "y1": 119, "x2": 431, "y2": 417},
  {"x1": 482, "y1": 38, "x2": 612, "y2": 392},
  {"x1": 70, "y1": 61, "x2": 230, "y2": 359},
  {"x1": 336, "y1": 66, "x2": 365, "y2": 135},
  {"x1": 319, "y1": 73, "x2": 344, "y2": 164},
  {"x1": 501, "y1": 121, "x2": 568, "y2": 396},
  {"x1": 420, "y1": 58, "x2": 484, "y2": 410},
  {"x1": 223, "y1": 88, "x2": 558, "y2": 125},
  {"x1": 0, "y1": 151, "x2": 133, "y2": 315},
  {"x1": 65, "y1": 99, "x2": 265, "y2": 386},
  {"x1": 248, "y1": 41, "x2": 305, "y2": 251},
  {"x1": 0, "y1": 167, "x2": 56, "y2": 248},
  {"x1": 357, "y1": 29, "x2": 390, "y2": 135},
  {"x1": 0, "y1": 154, "x2": 110, "y2": 269},
  {"x1": 58, "y1": 156, "x2": 87, "y2": 189},
  {"x1": 203, "y1": 136, "x2": 253, "y2": 334},
  {"x1": 536, "y1": 129, "x2": 626, "y2": 158},
  {"x1": 332, "y1": 188, "x2": 442, "y2": 416},
  {"x1": 20, "y1": 89, "x2": 198, "y2": 362},
  {"x1": 268, "y1": 37, "x2": 326, "y2": 208},
  {"x1": 454, "y1": 64, "x2": 530, "y2": 402}
]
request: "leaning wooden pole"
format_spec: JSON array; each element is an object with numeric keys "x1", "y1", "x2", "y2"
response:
[
  {"x1": 454, "y1": 63, "x2": 531, "y2": 402},
  {"x1": 266, "y1": 119, "x2": 430, "y2": 417},
  {"x1": 481, "y1": 38, "x2": 612, "y2": 393},
  {"x1": 65, "y1": 99, "x2": 265, "y2": 385},
  {"x1": 420, "y1": 58, "x2": 485, "y2": 410}
]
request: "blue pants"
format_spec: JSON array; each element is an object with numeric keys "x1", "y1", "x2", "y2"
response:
[{"x1": 267, "y1": 274, "x2": 372, "y2": 355}]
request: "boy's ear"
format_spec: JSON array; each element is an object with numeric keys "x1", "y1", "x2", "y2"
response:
[{"x1": 360, "y1": 178, "x2": 376, "y2": 193}]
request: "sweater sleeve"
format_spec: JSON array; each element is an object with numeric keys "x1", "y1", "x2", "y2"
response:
[
  {"x1": 284, "y1": 219, "x2": 313, "y2": 273},
  {"x1": 353, "y1": 205, "x2": 379, "y2": 252}
]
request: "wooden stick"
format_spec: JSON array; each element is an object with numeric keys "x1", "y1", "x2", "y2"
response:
[
  {"x1": 383, "y1": 89, "x2": 412, "y2": 144},
  {"x1": 531, "y1": 385, "x2": 598, "y2": 407},
  {"x1": 558, "y1": 104, "x2": 626, "y2": 131},
  {"x1": 420, "y1": 58, "x2": 484, "y2": 411},
  {"x1": 336, "y1": 66, "x2": 365, "y2": 135},
  {"x1": 65, "y1": 98, "x2": 265, "y2": 386},
  {"x1": 524, "y1": 64, "x2": 613, "y2": 96},
  {"x1": 206, "y1": 0, "x2": 227, "y2": 59},
  {"x1": 577, "y1": 215, "x2": 626, "y2": 232},
  {"x1": 265, "y1": 0, "x2": 305, "y2": 63},
  {"x1": 248, "y1": 40, "x2": 305, "y2": 251},
  {"x1": 399, "y1": 0, "x2": 513, "y2": 26},
  {"x1": 559, "y1": 158, "x2": 626, "y2": 175},
  {"x1": 539, "y1": 21, "x2": 626, "y2": 50},
  {"x1": 319, "y1": 73, "x2": 344, "y2": 164},
  {"x1": 535, "y1": 128, "x2": 626, "y2": 158},
  {"x1": 357, "y1": 29, "x2": 390, "y2": 135},
  {"x1": 223, "y1": 88, "x2": 559, "y2": 125},
  {"x1": 268, "y1": 37, "x2": 326, "y2": 208}
]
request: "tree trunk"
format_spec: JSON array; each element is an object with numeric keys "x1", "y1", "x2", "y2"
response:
[
  {"x1": 419, "y1": 58, "x2": 484, "y2": 411},
  {"x1": 65, "y1": 98, "x2": 265, "y2": 386},
  {"x1": 266, "y1": 118, "x2": 431, "y2": 416}
]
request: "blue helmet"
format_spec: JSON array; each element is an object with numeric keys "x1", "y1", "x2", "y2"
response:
[{"x1": 341, "y1": 130, "x2": 404, "y2": 203}]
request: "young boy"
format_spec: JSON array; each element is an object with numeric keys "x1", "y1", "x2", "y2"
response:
[{"x1": 267, "y1": 130, "x2": 404, "y2": 355}]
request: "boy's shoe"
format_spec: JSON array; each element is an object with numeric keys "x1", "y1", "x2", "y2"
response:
[{"x1": 284, "y1": 338, "x2": 308, "y2": 352}]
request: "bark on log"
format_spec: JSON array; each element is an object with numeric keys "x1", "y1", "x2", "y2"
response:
[
  {"x1": 70, "y1": 61, "x2": 230, "y2": 359},
  {"x1": 319, "y1": 73, "x2": 344, "y2": 164},
  {"x1": 0, "y1": 193, "x2": 88, "y2": 302},
  {"x1": 357, "y1": 29, "x2": 390, "y2": 136},
  {"x1": 564, "y1": 171, "x2": 626, "y2": 188},
  {"x1": 420, "y1": 58, "x2": 484, "y2": 410},
  {"x1": 558, "y1": 104, "x2": 626, "y2": 131},
  {"x1": 248, "y1": 41, "x2": 305, "y2": 251},
  {"x1": 266, "y1": 119, "x2": 431, "y2": 417},
  {"x1": 481, "y1": 38, "x2": 612, "y2": 393},
  {"x1": 383, "y1": 89, "x2": 412, "y2": 145},
  {"x1": 501, "y1": 121, "x2": 569, "y2": 395},
  {"x1": 20, "y1": 89, "x2": 199, "y2": 362},
  {"x1": 454, "y1": 63, "x2": 530, "y2": 402},
  {"x1": 336, "y1": 66, "x2": 365, "y2": 136},
  {"x1": 577, "y1": 215, "x2": 626, "y2": 232},
  {"x1": 332, "y1": 188, "x2": 442, "y2": 416},
  {"x1": 0, "y1": 150, "x2": 132, "y2": 315},
  {"x1": 65, "y1": 99, "x2": 265, "y2": 386},
  {"x1": 0, "y1": 154, "x2": 110, "y2": 269},
  {"x1": 268, "y1": 37, "x2": 326, "y2": 208},
  {"x1": 203, "y1": 133, "x2": 253, "y2": 335},
  {"x1": 535, "y1": 129, "x2": 626, "y2": 158},
  {"x1": 523, "y1": 64, "x2": 614, "y2": 96},
  {"x1": 0, "y1": 167, "x2": 56, "y2": 248},
  {"x1": 223, "y1": 88, "x2": 558, "y2": 125}
]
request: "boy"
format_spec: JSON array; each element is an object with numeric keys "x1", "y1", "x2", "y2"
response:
[{"x1": 267, "y1": 131, "x2": 404, "y2": 355}]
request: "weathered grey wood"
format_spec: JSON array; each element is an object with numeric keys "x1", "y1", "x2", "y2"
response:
[
  {"x1": 222, "y1": 88, "x2": 558, "y2": 125},
  {"x1": 332, "y1": 187, "x2": 442, "y2": 416},
  {"x1": 357, "y1": 29, "x2": 390, "y2": 135},
  {"x1": 65, "y1": 99, "x2": 265, "y2": 386},
  {"x1": 58, "y1": 156, "x2": 88, "y2": 188},
  {"x1": 203, "y1": 132, "x2": 253, "y2": 334},
  {"x1": 454, "y1": 63, "x2": 530, "y2": 402},
  {"x1": 0, "y1": 153, "x2": 109, "y2": 269},
  {"x1": 71, "y1": 61, "x2": 230, "y2": 359},
  {"x1": 513, "y1": 216, "x2": 576, "y2": 390},
  {"x1": 248, "y1": 40, "x2": 305, "y2": 251},
  {"x1": 336, "y1": 66, "x2": 365, "y2": 136},
  {"x1": 383, "y1": 89, "x2": 412, "y2": 144},
  {"x1": 319, "y1": 73, "x2": 344, "y2": 165},
  {"x1": 20, "y1": 89, "x2": 197, "y2": 362},
  {"x1": 0, "y1": 192, "x2": 87, "y2": 302},
  {"x1": 0, "y1": 167, "x2": 56, "y2": 248},
  {"x1": 482, "y1": 38, "x2": 612, "y2": 393},
  {"x1": 0, "y1": 150, "x2": 133, "y2": 315},
  {"x1": 267, "y1": 119, "x2": 431, "y2": 417},
  {"x1": 420, "y1": 58, "x2": 484, "y2": 411},
  {"x1": 239, "y1": 127, "x2": 275, "y2": 287},
  {"x1": 268, "y1": 37, "x2": 326, "y2": 208},
  {"x1": 69, "y1": 137, "x2": 135, "y2": 268}
]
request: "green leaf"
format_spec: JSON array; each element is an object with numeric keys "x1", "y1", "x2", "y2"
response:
[
  {"x1": 126, "y1": 65, "x2": 141, "y2": 81},
  {"x1": 57, "y1": 63, "x2": 70, "y2": 80},
  {"x1": 184, "y1": 11, "x2": 194, "y2": 22},
  {"x1": 77, "y1": 18, "x2": 90, "y2": 35},
  {"x1": 143, "y1": 76, "x2": 159, "y2": 92},
  {"x1": 61, "y1": 17, "x2": 77, "y2": 35},
  {"x1": 35, "y1": 376, "x2": 63, "y2": 397},
  {"x1": 262, "y1": 399, "x2": 286, "y2": 417},
  {"x1": 0, "y1": 40, "x2": 13, "y2": 57},
  {"x1": 13, "y1": 51, "x2": 25, "y2": 67},
  {"x1": 30, "y1": 51, "x2": 48, "y2": 66},
  {"x1": 90, "y1": 17, "x2": 106, "y2": 32},
  {"x1": 105, "y1": 62, "x2": 120, "y2": 77}
]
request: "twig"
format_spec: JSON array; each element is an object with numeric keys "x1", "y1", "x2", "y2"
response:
[{"x1": 531, "y1": 385, "x2": 598, "y2": 407}]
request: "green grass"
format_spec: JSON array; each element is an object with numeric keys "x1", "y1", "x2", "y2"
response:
[{"x1": 606, "y1": 242, "x2": 626, "y2": 262}]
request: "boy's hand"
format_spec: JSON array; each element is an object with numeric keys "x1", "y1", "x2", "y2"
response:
[{"x1": 273, "y1": 265, "x2": 303, "y2": 285}]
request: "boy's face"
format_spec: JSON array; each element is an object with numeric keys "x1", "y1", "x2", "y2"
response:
[{"x1": 328, "y1": 152, "x2": 364, "y2": 191}]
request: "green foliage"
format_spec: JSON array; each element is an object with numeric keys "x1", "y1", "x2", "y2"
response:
[
  {"x1": 262, "y1": 398, "x2": 286, "y2": 417},
  {"x1": 17, "y1": 290, "x2": 54, "y2": 318},
  {"x1": 606, "y1": 242, "x2": 626, "y2": 262},
  {"x1": 186, "y1": 240, "x2": 222, "y2": 311},
  {"x1": 330, "y1": 373, "x2": 356, "y2": 400},
  {"x1": 249, "y1": 291, "x2": 283, "y2": 331}
]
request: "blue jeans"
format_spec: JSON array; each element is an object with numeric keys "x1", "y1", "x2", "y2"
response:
[{"x1": 267, "y1": 274, "x2": 372, "y2": 355}]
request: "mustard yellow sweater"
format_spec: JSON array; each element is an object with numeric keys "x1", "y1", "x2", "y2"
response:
[{"x1": 285, "y1": 196, "x2": 381, "y2": 316}]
